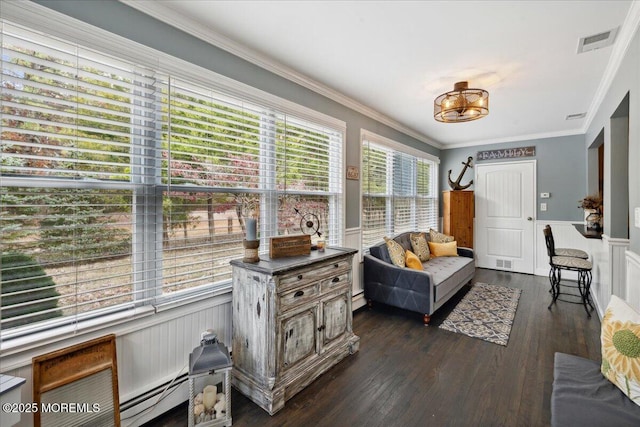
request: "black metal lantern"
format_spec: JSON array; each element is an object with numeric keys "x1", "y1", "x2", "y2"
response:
[{"x1": 188, "y1": 332, "x2": 232, "y2": 426}]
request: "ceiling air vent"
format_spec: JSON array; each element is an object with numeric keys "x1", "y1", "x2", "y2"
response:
[
  {"x1": 577, "y1": 27, "x2": 619, "y2": 53},
  {"x1": 566, "y1": 112, "x2": 586, "y2": 120}
]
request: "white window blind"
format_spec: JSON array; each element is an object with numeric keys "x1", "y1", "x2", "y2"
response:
[
  {"x1": 274, "y1": 115, "x2": 344, "y2": 245},
  {"x1": 1, "y1": 21, "x2": 344, "y2": 336},
  {"x1": 361, "y1": 132, "x2": 438, "y2": 251},
  {"x1": 1, "y1": 24, "x2": 155, "y2": 333}
]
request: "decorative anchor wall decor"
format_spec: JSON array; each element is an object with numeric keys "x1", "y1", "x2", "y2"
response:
[{"x1": 448, "y1": 156, "x2": 474, "y2": 190}]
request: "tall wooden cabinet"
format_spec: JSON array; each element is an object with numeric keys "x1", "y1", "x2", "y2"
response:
[
  {"x1": 443, "y1": 190, "x2": 475, "y2": 248},
  {"x1": 230, "y1": 247, "x2": 359, "y2": 415}
]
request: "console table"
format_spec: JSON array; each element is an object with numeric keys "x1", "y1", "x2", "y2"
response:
[
  {"x1": 573, "y1": 223, "x2": 603, "y2": 239},
  {"x1": 230, "y1": 247, "x2": 359, "y2": 415}
]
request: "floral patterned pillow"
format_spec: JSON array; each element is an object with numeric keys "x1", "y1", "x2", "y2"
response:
[
  {"x1": 429, "y1": 228, "x2": 454, "y2": 243},
  {"x1": 410, "y1": 232, "x2": 430, "y2": 261},
  {"x1": 384, "y1": 237, "x2": 406, "y2": 268},
  {"x1": 601, "y1": 295, "x2": 640, "y2": 407}
]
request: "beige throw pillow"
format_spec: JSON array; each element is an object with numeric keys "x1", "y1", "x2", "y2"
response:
[
  {"x1": 410, "y1": 232, "x2": 430, "y2": 261},
  {"x1": 384, "y1": 237, "x2": 406, "y2": 268},
  {"x1": 429, "y1": 228, "x2": 454, "y2": 243}
]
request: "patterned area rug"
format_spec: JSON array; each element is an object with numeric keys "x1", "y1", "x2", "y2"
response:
[{"x1": 439, "y1": 282, "x2": 522, "y2": 346}]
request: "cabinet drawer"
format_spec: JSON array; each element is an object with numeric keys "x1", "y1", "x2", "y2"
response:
[
  {"x1": 279, "y1": 283, "x2": 320, "y2": 309},
  {"x1": 278, "y1": 258, "x2": 351, "y2": 291},
  {"x1": 320, "y1": 271, "x2": 351, "y2": 292}
]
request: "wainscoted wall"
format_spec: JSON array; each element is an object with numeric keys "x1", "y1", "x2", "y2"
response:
[
  {"x1": 626, "y1": 251, "x2": 640, "y2": 312},
  {"x1": 535, "y1": 221, "x2": 594, "y2": 278},
  {"x1": 604, "y1": 236, "x2": 632, "y2": 305},
  {"x1": 3, "y1": 294, "x2": 233, "y2": 426},
  {"x1": 345, "y1": 227, "x2": 365, "y2": 310},
  {"x1": 533, "y1": 220, "x2": 629, "y2": 318},
  {"x1": 117, "y1": 297, "x2": 233, "y2": 425}
]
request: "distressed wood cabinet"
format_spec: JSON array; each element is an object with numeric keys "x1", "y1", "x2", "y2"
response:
[{"x1": 230, "y1": 247, "x2": 359, "y2": 415}]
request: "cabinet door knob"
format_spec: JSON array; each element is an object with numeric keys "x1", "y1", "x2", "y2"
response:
[
  {"x1": 294, "y1": 290, "x2": 304, "y2": 297},
  {"x1": 317, "y1": 325, "x2": 326, "y2": 331}
]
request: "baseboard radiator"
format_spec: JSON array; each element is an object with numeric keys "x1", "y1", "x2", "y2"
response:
[{"x1": 120, "y1": 374, "x2": 189, "y2": 426}]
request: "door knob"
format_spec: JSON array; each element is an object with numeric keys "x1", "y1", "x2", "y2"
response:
[{"x1": 527, "y1": 217, "x2": 533, "y2": 221}]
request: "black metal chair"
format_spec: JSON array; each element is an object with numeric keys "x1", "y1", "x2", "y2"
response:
[
  {"x1": 543, "y1": 225, "x2": 593, "y2": 316},
  {"x1": 545, "y1": 225, "x2": 589, "y2": 259}
]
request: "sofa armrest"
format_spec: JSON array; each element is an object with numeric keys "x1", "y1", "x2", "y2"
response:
[
  {"x1": 457, "y1": 246, "x2": 474, "y2": 258},
  {"x1": 363, "y1": 254, "x2": 435, "y2": 293},
  {"x1": 552, "y1": 352, "x2": 640, "y2": 426},
  {"x1": 363, "y1": 254, "x2": 435, "y2": 316}
]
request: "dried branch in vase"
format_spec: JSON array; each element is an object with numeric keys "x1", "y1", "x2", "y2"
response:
[{"x1": 578, "y1": 194, "x2": 602, "y2": 211}]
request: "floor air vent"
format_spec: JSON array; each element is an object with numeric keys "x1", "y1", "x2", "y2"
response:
[{"x1": 496, "y1": 259, "x2": 513, "y2": 269}]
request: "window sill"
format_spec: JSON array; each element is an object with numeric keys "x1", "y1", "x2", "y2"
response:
[
  {"x1": 154, "y1": 283, "x2": 232, "y2": 313},
  {"x1": 0, "y1": 305, "x2": 155, "y2": 359},
  {"x1": 0, "y1": 286, "x2": 232, "y2": 371}
]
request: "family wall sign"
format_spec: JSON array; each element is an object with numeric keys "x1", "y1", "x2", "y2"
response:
[{"x1": 477, "y1": 146, "x2": 536, "y2": 161}]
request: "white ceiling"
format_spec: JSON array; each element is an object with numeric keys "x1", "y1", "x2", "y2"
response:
[{"x1": 125, "y1": 1, "x2": 639, "y2": 149}]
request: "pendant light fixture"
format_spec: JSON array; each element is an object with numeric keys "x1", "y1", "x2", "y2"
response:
[{"x1": 434, "y1": 81, "x2": 489, "y2": 123}]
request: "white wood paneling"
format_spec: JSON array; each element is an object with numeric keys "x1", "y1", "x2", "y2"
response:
[
  {"x1": 626, "y1": 250, "x2": 640, "y2": 312},
  {"x1": 345, "y1": 227, "x2": 366, "y2": 310},
  {"x1": 605, "y1": 235, "x2": 630, "y2": 301},
  {"x1": 533, "y1": 221, "x2": 630, "y2": 318},
  {"x1": 3, "y1": 294, "x2": 232, "y2": 427},
  {"x1": 535, "y1": 221, "x2": 596, "y2": 279},
  {"x1": 118, "y1": 301, "x2": 233, "y2": 404}
]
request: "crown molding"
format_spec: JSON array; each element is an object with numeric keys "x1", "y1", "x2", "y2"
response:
[
  {"x1": 582, "y1": 0, "x2": 640, "y2": 133},
  {"x1": 361, "y1": 129, "x2": 440, "y2": 163},
  {"x1": 442, "y1": 129, "x2": 584, "y2": 150},
  {"x1": 118, "y1": 0, "x2": 442, "y2": 150}
]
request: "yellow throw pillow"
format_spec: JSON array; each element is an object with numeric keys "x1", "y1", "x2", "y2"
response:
[
  {"x1": 405, "y1": 250, "x2": 424, "y2": 270},
  {"x1": 428, "y1": 241, "x2": 459, "y2": 257},
  {"x1": 410, "y1": 232, "x2": 430, "y2": 261},
  {"x1": 384, "y1": 237, "x2": 406, "y2": 268},
  {"x1": 601, "y1": 295, "x2": 640, "y2": 407},
  {"x1": 429, "y1": 228, "x2": 455, "y2": 243}
]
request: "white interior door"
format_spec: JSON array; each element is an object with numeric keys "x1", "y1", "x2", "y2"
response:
[{"x1": 475, "y1": 161, "x2": 536, "y2": 274}]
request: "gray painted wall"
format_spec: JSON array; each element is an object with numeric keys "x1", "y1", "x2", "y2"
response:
[
  {"x1": 585, "y1": 24, "x2": 639, "y2": 252},
  {"x1": 440, "y1": 135, "x2": 587, "y2": 222},
  {"x1": 34, "y1": 0, "x2": 440, "y2": 230}
]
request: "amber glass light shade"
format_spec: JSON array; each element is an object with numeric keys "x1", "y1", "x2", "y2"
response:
[{"x1": 434, "y1": 81, "x2": 489, "y2": 123}]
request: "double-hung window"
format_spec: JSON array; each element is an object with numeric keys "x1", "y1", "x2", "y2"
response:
[
  {"x1": 0, "y1": 21, "x2": 344, "y2": 338},
  {"x1": 361, "y1": 130, "x2": 438, "y2": 251}
]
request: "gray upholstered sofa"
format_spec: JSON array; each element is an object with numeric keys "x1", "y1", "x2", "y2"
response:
[
  {"x1": 363, "y1": 231, "x2": 475, "y2": 324},
  {"x1": 551, "y1": 352, "x2": 640, "y2": 426}
]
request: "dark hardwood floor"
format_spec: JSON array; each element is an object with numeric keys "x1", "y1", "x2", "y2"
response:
[{"x1": 144, "y1": 268, "x2": 602, "y2": 427}]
